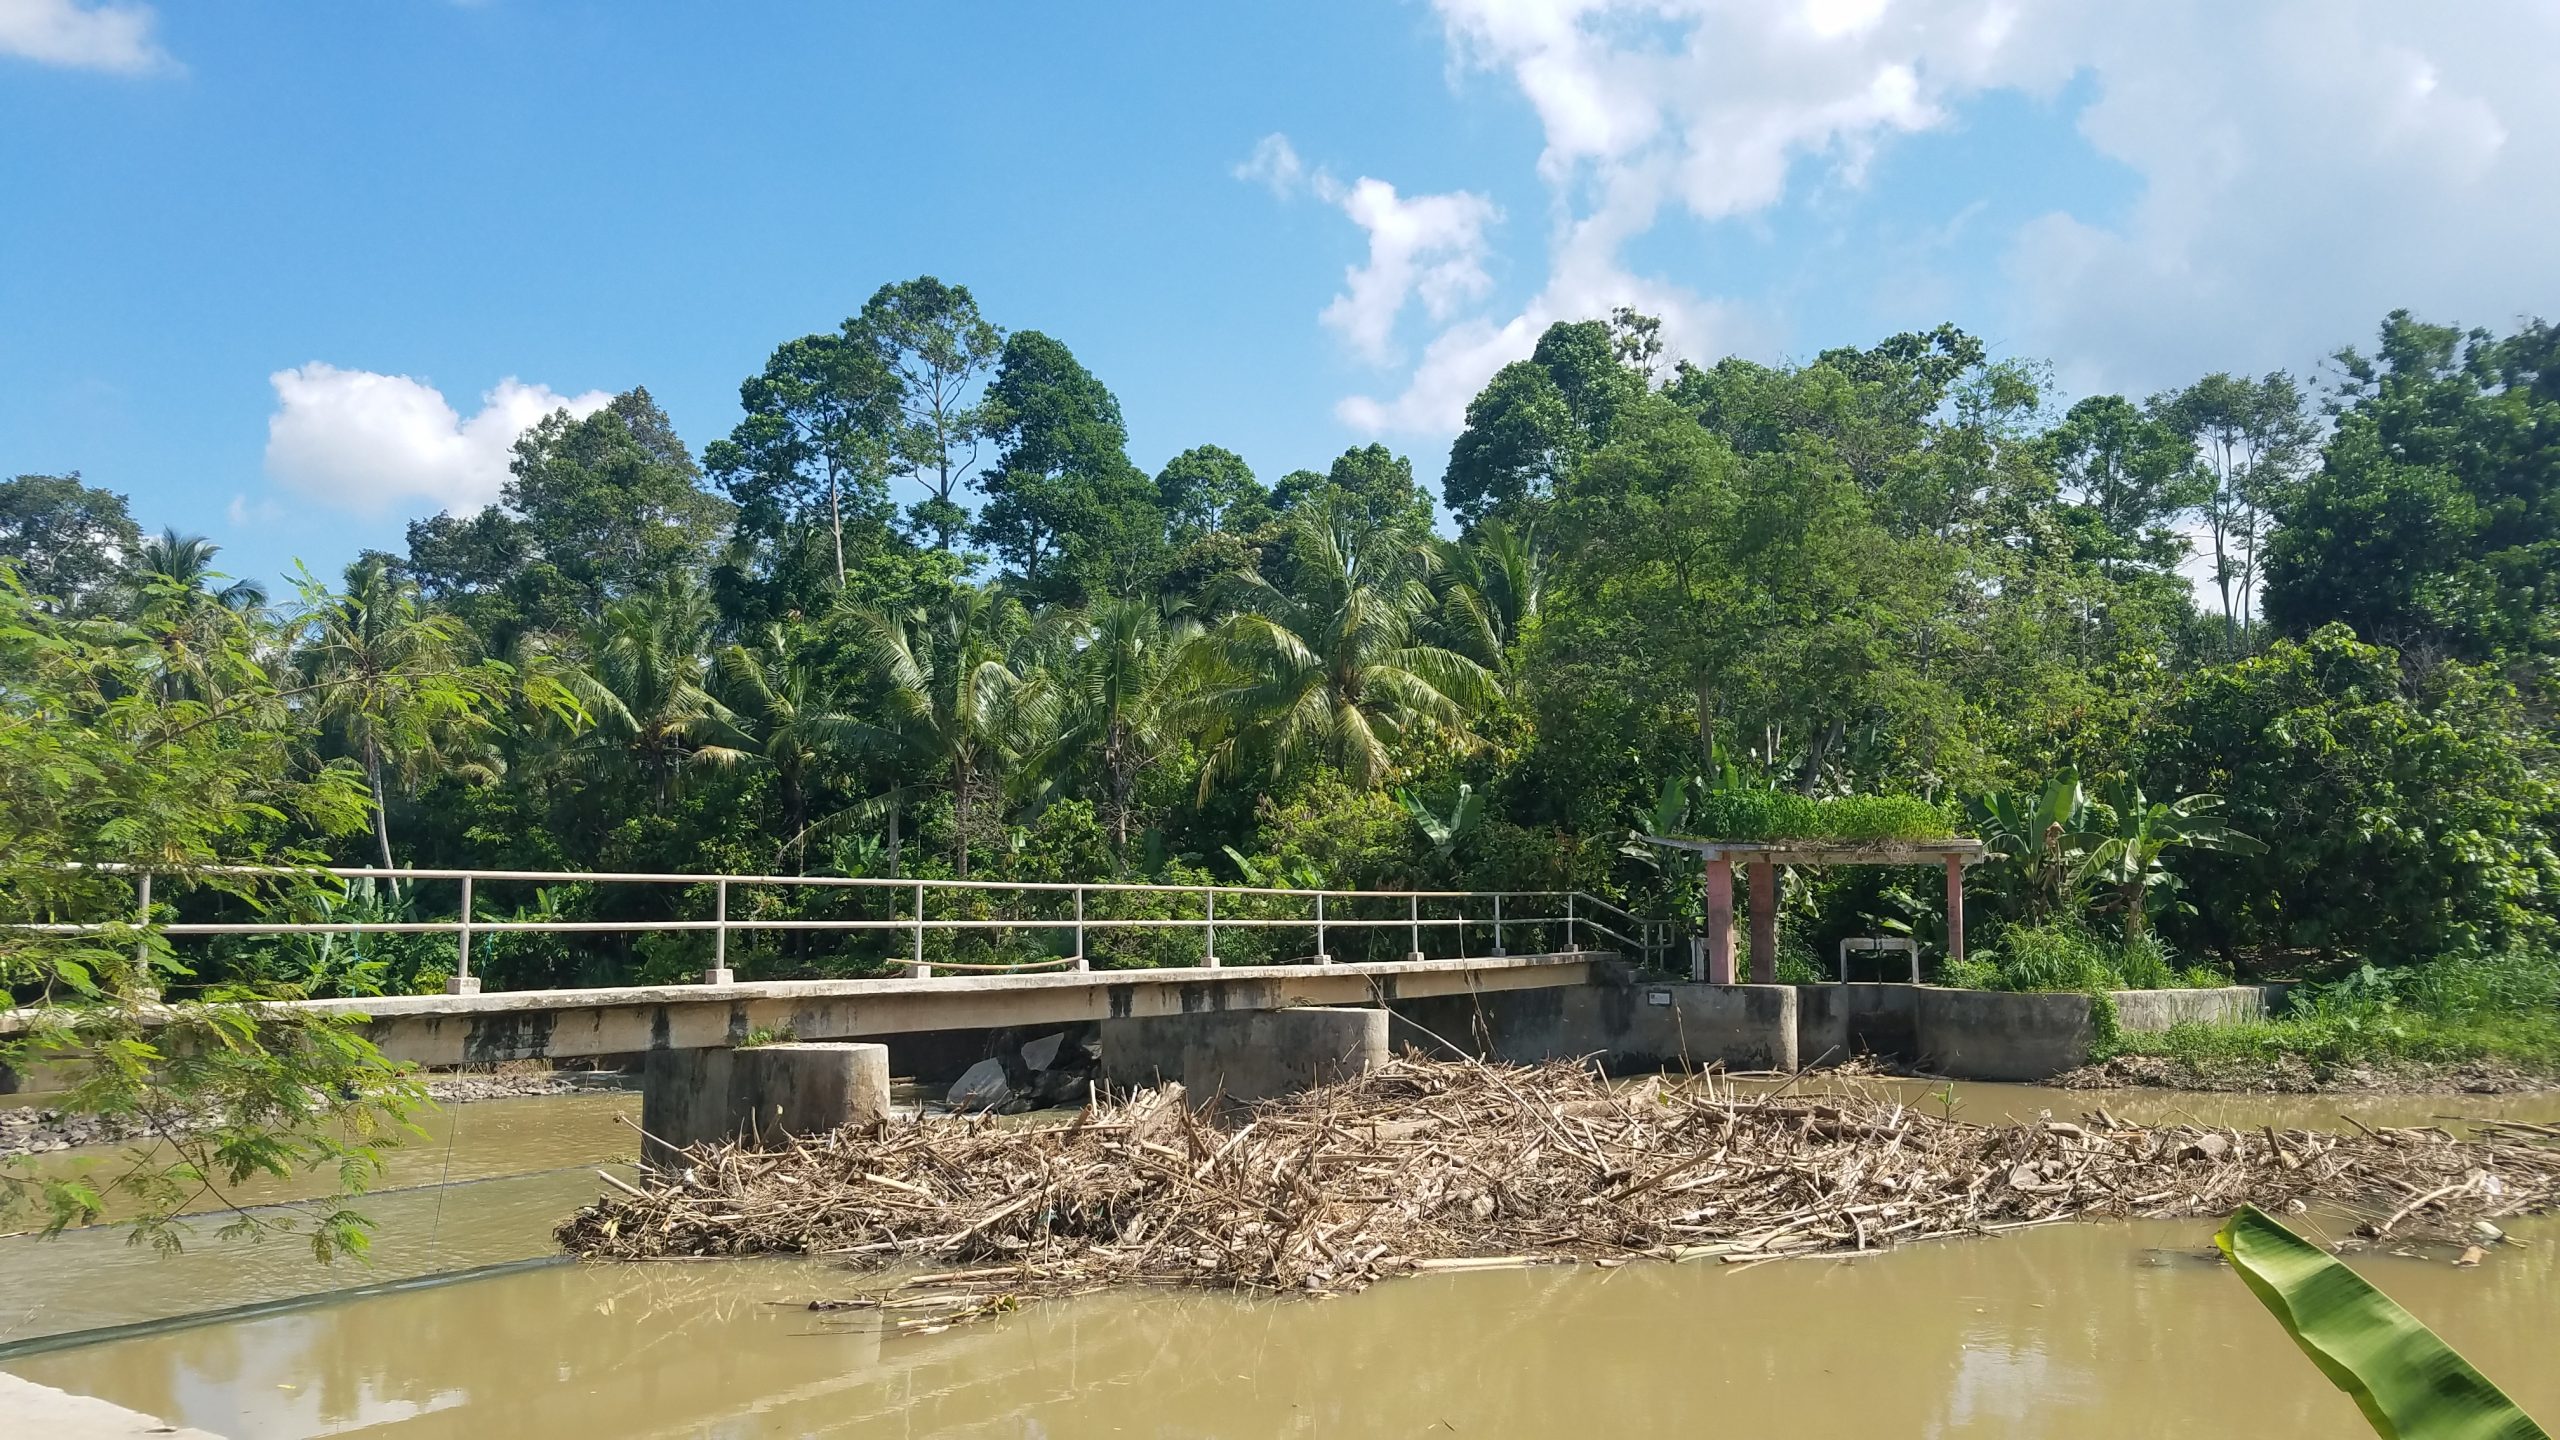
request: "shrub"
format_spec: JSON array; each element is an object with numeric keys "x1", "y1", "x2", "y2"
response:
[
  {"x1": 1686, "y1": 789, "x2": 1954, "y2": 844},
  {"x1": 1953, "y1": 922, "x2": 2213, "y2": 993}
]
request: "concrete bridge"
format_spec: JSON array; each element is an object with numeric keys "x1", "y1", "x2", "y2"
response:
[{"x1": 278, "y1": 951, "x2": 1598, "y2": 1067}]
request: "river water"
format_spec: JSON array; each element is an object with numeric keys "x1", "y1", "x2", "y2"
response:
[{"x1": 6, "y1": 1081, "x2": 2558, "y2": 1437}]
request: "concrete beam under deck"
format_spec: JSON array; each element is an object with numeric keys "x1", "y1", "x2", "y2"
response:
[{"x1": 255, "y1": 953, "x2": 1596, "y2": 1066}]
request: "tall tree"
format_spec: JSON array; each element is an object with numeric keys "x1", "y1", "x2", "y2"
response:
[
  {"x1": 1272, "y1": 444, "x2": 1434, "y2": 535},
  {"x1": 0, "y1": 472, "x2": 141, "y2": 615},
  {"x1": 2045, "y1": 395, "x2": 2195, "y2": 577},
  {"x1": 2263, "y1": 312, "x2": 2560, "y2": 665},
  {"x1": 856, "y1": 277, "x2": 1005, "y2": 553},
  {"x1": 1443, "y1": 318, "x2": 1647, "y2": 529},
  {"x1": 416, "y1": 389, "x2": 731, "y2": 637},
  {"x1": 705, "y1": 333, "x2": 898, "y2": 592},
  {"x1": 972, "y1": 331, "x2": 1166, "y2": 603},
  {"x1": 1155, "y1": 445, "x2": 1269, "y2": 542},
  {"x1": 2159, "y1": 371, "x2": 2313, "y2": 644}
]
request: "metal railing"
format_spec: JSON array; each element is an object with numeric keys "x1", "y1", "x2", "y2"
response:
[{"x1": 31, "y1": 865, "x2": 1668, "y2": 994}]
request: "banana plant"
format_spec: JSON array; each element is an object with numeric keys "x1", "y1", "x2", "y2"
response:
[
  {"x1": 1221, "y1": 846, "x2": 1325, "y2": 891},
  {"x1": 2085, "y1": 779, "x2": 2265, "y2": 939},
  {"x1": 1396, "y1": 781, "x2": 1484, "y2": 865},
  {"x1": 1965, "y1": 768, "x2": 2105, "y2": 924},
  {"x1": 1620, "y1": 773, "x2": 1700, "y2": 868},
  {"x1": 2219, "y1": 1205, "x2": 2547, "y2": 1438}
]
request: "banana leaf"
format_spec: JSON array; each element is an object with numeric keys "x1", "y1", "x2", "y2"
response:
[{"x1": 2218, "y1": 1205, "x2": 2549, "y2": 1439}]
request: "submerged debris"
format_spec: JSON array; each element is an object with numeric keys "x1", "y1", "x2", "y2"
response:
[{"x1": 557, "y1": 1057, "x2": 2560, "y2": 1308}]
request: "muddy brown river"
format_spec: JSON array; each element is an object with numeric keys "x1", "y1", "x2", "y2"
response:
[{"x1": 6, "y1": 1081, "x2": 2558, "y2": 1437}]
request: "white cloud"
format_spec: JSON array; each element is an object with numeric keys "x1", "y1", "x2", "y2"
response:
[
  {"x1": 1238, "y1": 133, "x2": 1506, "y2": 376},
  {"x1": 263, "y1": 363, "x2": 612, "y2": 517},
  {"x1": 1308, "y1": 0, "x2": 2560, "y2": 439},
  {"x1": 0, "y1": 0, "x2": 171, "y2": 73},
  {"x1": 1235, "y1": 132, "x2": 1309, "y2": 197},
  {"x1": 1320, "y1": 178, "x2": 1502, "y2": 365},
  {"x1": 1997, "y1": 3, "x2": 2560, "y2": 396}
]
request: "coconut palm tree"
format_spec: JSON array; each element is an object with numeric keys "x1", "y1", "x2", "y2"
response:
[
  {"x1": 562, "y1": 576, "x2": 745, "y2": 806},
  {"x1": 844, "y1": 588, "x2": 1055, "y2": 878},
  {"x1": 125, "y1": 530, "x2": 272, "y2": 702},
  {"x1": 131, "y1": 529, "x2": 267, "y2": 612},
  {"x1": 1438, "y1": 518, "x2": 1542, "y2": 672},
  {"x1": 1058, "y1": 594, "x2": 1200, "y2": 851},
  {"x1": 1183, "y1": 504, "x2": 1496, "y2": 791},
  {"x1": 296, "y1": 557, "x2": 488, "y2": 887},
  {"x1": 713, "y1": 621, "x2": 864, "y2": 867}
]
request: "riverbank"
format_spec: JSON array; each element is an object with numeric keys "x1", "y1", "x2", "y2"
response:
[
  {"x1": 2057, "y1": 1052, "x2": 2560, "y2": 1095},
  {"x1": 0, "y1": 1066, "x2": 634, "y2": 1158}
]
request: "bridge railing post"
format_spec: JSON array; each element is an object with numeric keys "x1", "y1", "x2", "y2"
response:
[
  {"x1": 1203, "y1": 888, "x2": 1218, "y2": 968},
  {"x1": 1566, "y1": 892, "x2": 1578, "y2": 952},
  {"x1": 1314, "y1": 894, "x2": 1329, "y2": 963},
  {"x1": 910, "y1": 881, "x2": 930, "y2": 979},
  {"x1": 1492, "y1": 892, "x2": 1505, "y2": 956},
  {"x1": 703, "y1": 878, "x2": 733, "y2": 985},
  {"x1": 448, "y1": 874, "x2": 480, "y2": 994},
  {"x1": 1406, "y1": 894, "x2": 1423, "y2": 963},
  {"x1": 1073, "y1": 886, "x2": 1087, "y2": 970},
  {"x1": 131, "y1": 872, "x2": 157, "y2": 1001}
]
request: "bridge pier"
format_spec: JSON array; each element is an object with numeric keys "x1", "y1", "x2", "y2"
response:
[
  {"x1": 639, "y1": 1041, "x2": 890, "y2": 1168},
  {"x1": 1100, "y1": 1006, "x2": 1387, "y2": 1104}
]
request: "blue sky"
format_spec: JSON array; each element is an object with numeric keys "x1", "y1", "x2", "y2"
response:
[{"x1": 7, "y1": 1, "x2": 2557, "y2": 591}]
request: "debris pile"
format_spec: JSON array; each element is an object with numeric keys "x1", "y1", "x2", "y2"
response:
[{"x1": 558, "y1": 1057, "x2": 2560, "y2": 1306}]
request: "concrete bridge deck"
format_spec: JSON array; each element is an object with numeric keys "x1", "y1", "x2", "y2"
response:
[{"x1": 260, "y1": 952, "x2": 1598, "y2": 1066}]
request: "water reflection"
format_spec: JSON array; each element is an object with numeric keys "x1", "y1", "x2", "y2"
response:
[{"x1": 13, "y1": 1217, "x2": 2558, "y2": 1438}]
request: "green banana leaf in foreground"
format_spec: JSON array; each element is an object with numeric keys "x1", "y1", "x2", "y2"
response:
[{"x1": 2217, "y1": 1205, "x2": 2549, "y2": 1439}]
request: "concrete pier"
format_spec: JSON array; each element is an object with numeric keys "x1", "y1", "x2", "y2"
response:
[
  {"x1": 640, "y1": 1041, "x2": 891, "y2": 1167},
  {"x1": 1100, "y1": 1006, "x2": 1388, "y2": 1103}
]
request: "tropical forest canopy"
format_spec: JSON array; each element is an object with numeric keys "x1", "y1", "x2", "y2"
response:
[{"x1": 8, "y1": 285, "x2": 2560, "y2": 995}]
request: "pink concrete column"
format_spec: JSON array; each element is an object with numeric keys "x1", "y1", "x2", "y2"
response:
[
  {"x1": 1704, "y1": 857, "x2": 1735, "y2": 984},
  {"x1": 1747, "y1": 860, "x2": 1777, "y2": 985},
  {"x1": 1945, "y1": 855, "x2": 1966, "y2": 970}
]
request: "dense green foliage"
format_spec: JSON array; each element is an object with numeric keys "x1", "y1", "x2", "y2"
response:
[
  {"x1": 10, "y1": 292, "x2": 2560, "y2": 1059},
  {"x1": 2114, "y1": 952, "x2": 2560, "y2": 1075}
]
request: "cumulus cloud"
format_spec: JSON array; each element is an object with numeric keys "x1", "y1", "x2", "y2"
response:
[
  {"x1": 1290, "y1": 0, "x2": 2560, "y2": 439},
  {"x1": 263, "y1": 363, "x2": 611, "y2": 517},
  {"x1": 1239, "y1": 132, "x2": 1505, "y2": 374},
  {"x1": 1321, "y1": 178, "x2": 1502, "y2": 365},
  {"x1": 0, "y1": 0, "x2": 172, "y2": 73}
]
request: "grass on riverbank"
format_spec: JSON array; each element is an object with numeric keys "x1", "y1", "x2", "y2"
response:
[{"x1": 2107, "y1": 949, "x2": 2560, "y2": 1078}]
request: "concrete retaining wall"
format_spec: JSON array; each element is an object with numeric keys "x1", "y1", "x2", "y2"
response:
[
  {"x1": 1912, "y1": 988, "x2": 2094, "y2": 1081},
  {"x1": 2110, "y1": 985, "x2": 2271, "y2": 1031},
  {"x1": 1391, "y1": 979, "x2": 1798, "y2": 1073},
  {"x1": 1100, "y1": 1006, "x2": 1388, "y2": 1103},
  {"x1": 1794, "y1": 983, "x2": 1919, "y2": 1066}
]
